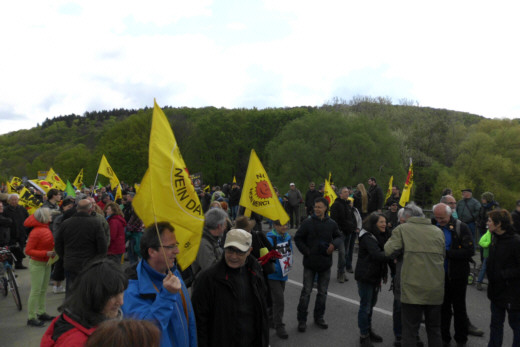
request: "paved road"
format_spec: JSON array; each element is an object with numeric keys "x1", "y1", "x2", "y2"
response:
[{"x1": 0, "y1": 226, "x2": 513, "y2": 347}]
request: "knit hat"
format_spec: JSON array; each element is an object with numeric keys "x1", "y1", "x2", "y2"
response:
[{"x1": 481, "y1": 191, "x2": 494, "y2": 202}]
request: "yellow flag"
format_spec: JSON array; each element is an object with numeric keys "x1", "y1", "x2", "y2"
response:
[
  {"x1": 73, "y1": 169, "x2": 84, "y2": 189},
  {"x1": 18, "y1": 186, "x2": 42, "y2": 214},
  {"x1": 29, "y1": 179, "x2": 52, "y2": 194},
  {"x1": 239, "y1": 149, "x2": 290, "y2": 225},
  {"x1": 7, "y1": 181, "x2": 16, "y2": 194},
  {"x1": 323, "y1": 179, "x2": 337, "y2": 208},
  {"x1": 97, "y1": 156, "x2": 122, "y2": 201},
  {"x1": 10, "y1": 177, "x2": 22, "y2": 188},
  {"x1": 233, "y1": 176, "x2": 237, "y2": 183},
  {"x1": 385, "y1": 176, "x2": 394, "y2": 203},
  {"x1": 133, "y1": 100, "x2": 204, "y2": 270},
  {"x1": 399, "y1": 160, "x2": 414, "y2": 207},
  {"x1": 45, "y1": 168, "x2": 66, "y2": 191}
]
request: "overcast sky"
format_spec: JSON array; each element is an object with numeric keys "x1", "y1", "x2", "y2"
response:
[{"x1": 1, "y1": 0, "x2": 519, "y2": 134}]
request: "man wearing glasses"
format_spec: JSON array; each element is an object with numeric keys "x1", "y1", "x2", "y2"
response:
[
  {"x1": 122, "y1": 222, "x2": 197, "y2": 347},
  {"x1": 192, "y1": 228, "x2": 270, "y2": 347}
]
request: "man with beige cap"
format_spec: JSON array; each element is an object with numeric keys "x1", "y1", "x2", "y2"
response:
[{"x1": 192, "y1": 228, "x2": 269, "y2": 347}]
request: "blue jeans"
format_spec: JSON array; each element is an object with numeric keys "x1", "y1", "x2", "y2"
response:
[
  {"x1": 345, "y1": 233, "x2": 357, "y2": 270},
  {"x1": 488, "y1": 301, "x2": 520, "y2": 347},
  {"x1": 478, "y1": 257, "x2": 488, "y2": 283},
  {"x1": 357, "y1": 281, "x2": 379, "y2": 336},
  {"x1": 297, "y1": 267, "x2": 331, "y2": 322},
  {"x1": 230, "y1": 205, "x2": 239, "y2": 220},
  {"x1": 336, "y1": 235, "x2": 347, "y2": 275}
]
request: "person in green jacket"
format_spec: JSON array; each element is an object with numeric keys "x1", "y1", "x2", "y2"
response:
[
  {"x1": 476, "y1": 229, "x2": 491, "y2": 290},
  {"x1": 384, "y1": 202, "x2": 446, "y2": 347}
]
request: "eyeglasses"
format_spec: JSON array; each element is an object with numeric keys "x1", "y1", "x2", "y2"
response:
[
  {"x1": 225, "y1": 247, "x2": 248, "y2": 255},
  {"x1": 154, "y1": 243, "x2": 179, "y2": 250}
]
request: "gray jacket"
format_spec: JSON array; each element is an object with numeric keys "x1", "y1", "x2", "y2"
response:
[{"x1": 192, "y1": 228, "x2": 223, "y2": 277}]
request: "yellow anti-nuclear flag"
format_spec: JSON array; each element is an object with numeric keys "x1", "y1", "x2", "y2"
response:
[
  {"x1": 73, "y1": 169, "x2": 84, "y2": 189},
  {"x1": 133, "y1": 100, "x2": 204, "y2": 270},
  {"x1": 97, "y1": 156, "x2": 122, "y2": 201},
  {"x1": 45, "y1": 168, "x2": 66, "y2": 191},
  {"x1": 239, "y1": 149, "x2": 289, "y2": 225},
  {"x1": 18, "y1": 186, "x2": 42, "y2": 214}
]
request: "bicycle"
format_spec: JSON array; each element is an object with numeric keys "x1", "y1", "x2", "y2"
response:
[{"x1": 0, "y1": 246, "x2": 22, "y2": 311}]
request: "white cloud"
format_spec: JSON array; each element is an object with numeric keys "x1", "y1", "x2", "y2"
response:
[{"x1": 1, "y1": 0, "x2": 519, "y2": 134}]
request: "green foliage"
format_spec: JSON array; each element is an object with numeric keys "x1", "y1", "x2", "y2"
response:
[
  {"x1": 1, "y1": 101, "x2": 519, "y2": 209},
  {"x1": 265, "y1": 111, "x2": 402, "y2": 192}
]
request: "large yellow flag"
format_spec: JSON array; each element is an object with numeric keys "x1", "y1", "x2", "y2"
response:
[
  {"x1": 18, "y1": 186, "x2": 42, "y2": 214},
  {"x1": 399, "y1": 160, "x2": 414, "y2": 207},
  {"x1": 73, "y1": 169, "x2": 83, "y2": 189},
  {"x1": 133, "y1": 100, "x2": 204, "y2": 270},
  {"x1": 385, "y1": 176, "x2": 394, "y2": 203},
  {"x1": 323, "y1": 179, "x2": 337, "y2": 208},
  {"x1": 45, "y1": 168, "x2": 66, "y2": 191},
  {"x1": 239, "y1": 149, "x2": 289, "y2": 225},
  {"x1": 97, "y1": 156, "x2": 122, "y2": 200}
]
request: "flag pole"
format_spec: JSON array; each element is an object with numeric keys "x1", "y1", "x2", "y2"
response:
[{"x1": 91, "y1": 173, "x2": 99, "y2": 196}]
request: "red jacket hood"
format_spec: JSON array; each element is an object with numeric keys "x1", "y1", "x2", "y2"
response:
[{"x1": 23, "y1": 214, "x2": 49, "y2": 229}]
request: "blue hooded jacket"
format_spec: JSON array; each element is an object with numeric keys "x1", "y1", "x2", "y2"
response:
[{"x1": 122, "y1": 260, "x2": 197, "y2": 347}]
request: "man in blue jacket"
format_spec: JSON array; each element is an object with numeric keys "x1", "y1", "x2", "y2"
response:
[{"x1": 122, "y1": 222, "x2": 197, "y2": 347}]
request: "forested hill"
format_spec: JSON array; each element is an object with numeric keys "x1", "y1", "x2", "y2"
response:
[{"x1": 2, "y1": 98, "x2": 520, "y2": 209}]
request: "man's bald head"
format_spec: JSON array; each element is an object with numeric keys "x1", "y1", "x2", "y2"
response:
[
  {"x1": 77, "y1": 199, "x2": 93, "y2": 212},
  {"x1": 433, "y1": 203, "x2": 451, "y2": 226}
]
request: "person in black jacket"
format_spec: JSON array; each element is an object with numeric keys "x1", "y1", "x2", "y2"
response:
[
  {"x1": 228, "y1": 183, "x2": 241, "y2": 221},
  {"x1": 305, "y1": 182, "x2": 322, "y2": 216},
  {"x1": 2, "y1": 194, "x2": 29, "y2": 269},
  {"x1": 355, "y1": 212, "x2": 390, "y2": 347},
  {"x1": 192, "y1": 229, "x2": 269, "y2": 347},
  {"x1": 330, "y1": 187, "x2": 355, "y2": 283},
  {"x1": 511, "y1": 200, "x2": 520, "y2": 234},
  {"x1": 367, "y1": 177, "x2": 384, "y2": 214},
  {"x1": 486, "y1": 209, "x2": 520, "y2": 347},
  {"x1": 55, "y1": 199, "x2": 108, "y2": 295},
  {"x1": 433, "y1": 203, "x2": 474, "y2": 347},
  {"x1": 294, "y1": 197, "x2": 342, "y2": 332}
]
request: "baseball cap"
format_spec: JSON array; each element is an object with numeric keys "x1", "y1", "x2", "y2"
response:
[{"x1": 224, "y1": 229, "x2": 252, "y2": 252}]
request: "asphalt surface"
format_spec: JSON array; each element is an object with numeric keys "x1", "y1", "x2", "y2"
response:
[{"x1": 0, "y1": 226, "x2": 513, "y2": 347}]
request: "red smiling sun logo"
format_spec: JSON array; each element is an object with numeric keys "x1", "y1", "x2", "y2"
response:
[{"x1": 256, "y1": 181, "x2": 272, "y2": 199}]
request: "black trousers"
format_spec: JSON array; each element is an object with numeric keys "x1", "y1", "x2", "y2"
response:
[
  {"x1": 441, "y1": 277, "x2": 468, "y2": 344},
  {"x1": 401, "y1": 303, "x2": 442, "y2": 347}
]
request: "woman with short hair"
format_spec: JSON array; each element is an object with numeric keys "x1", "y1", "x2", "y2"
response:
[{"x1": 24, "y1": 207, "x2": 56, "y2": 327}]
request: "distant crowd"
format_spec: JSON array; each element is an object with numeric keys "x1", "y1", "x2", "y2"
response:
[{"x1": 1, "y1": 177, "x2": 519, "y2": 347}]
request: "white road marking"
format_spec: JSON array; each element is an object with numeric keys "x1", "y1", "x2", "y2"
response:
[{"x1": 287, "y1": 279, "x2": 393, "y2": 317}]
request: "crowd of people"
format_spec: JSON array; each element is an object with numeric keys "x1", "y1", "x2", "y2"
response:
[{"x1": 1, "y1": 177, "x2": 520, "y2": 347}]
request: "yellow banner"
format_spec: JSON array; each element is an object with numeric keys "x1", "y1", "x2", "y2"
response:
[
  {"x1": 18, "y1": 186, "x2": 42, "y2": 214},
  {"x1": 133, "y1": 100, "x2": 204, "y2": 269}
]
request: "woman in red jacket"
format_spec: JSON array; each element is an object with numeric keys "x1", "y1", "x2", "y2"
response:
[
  {"x1": 24, "y1": 207, "x2": 57, "y2": 327},
  {"x1": 104, "y1": 202, "x2": 126, "y2": 264}
]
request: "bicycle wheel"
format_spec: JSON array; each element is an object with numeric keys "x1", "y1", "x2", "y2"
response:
[{"x1": 7, "y1": 267, "x2": 22, "y2": 311}]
